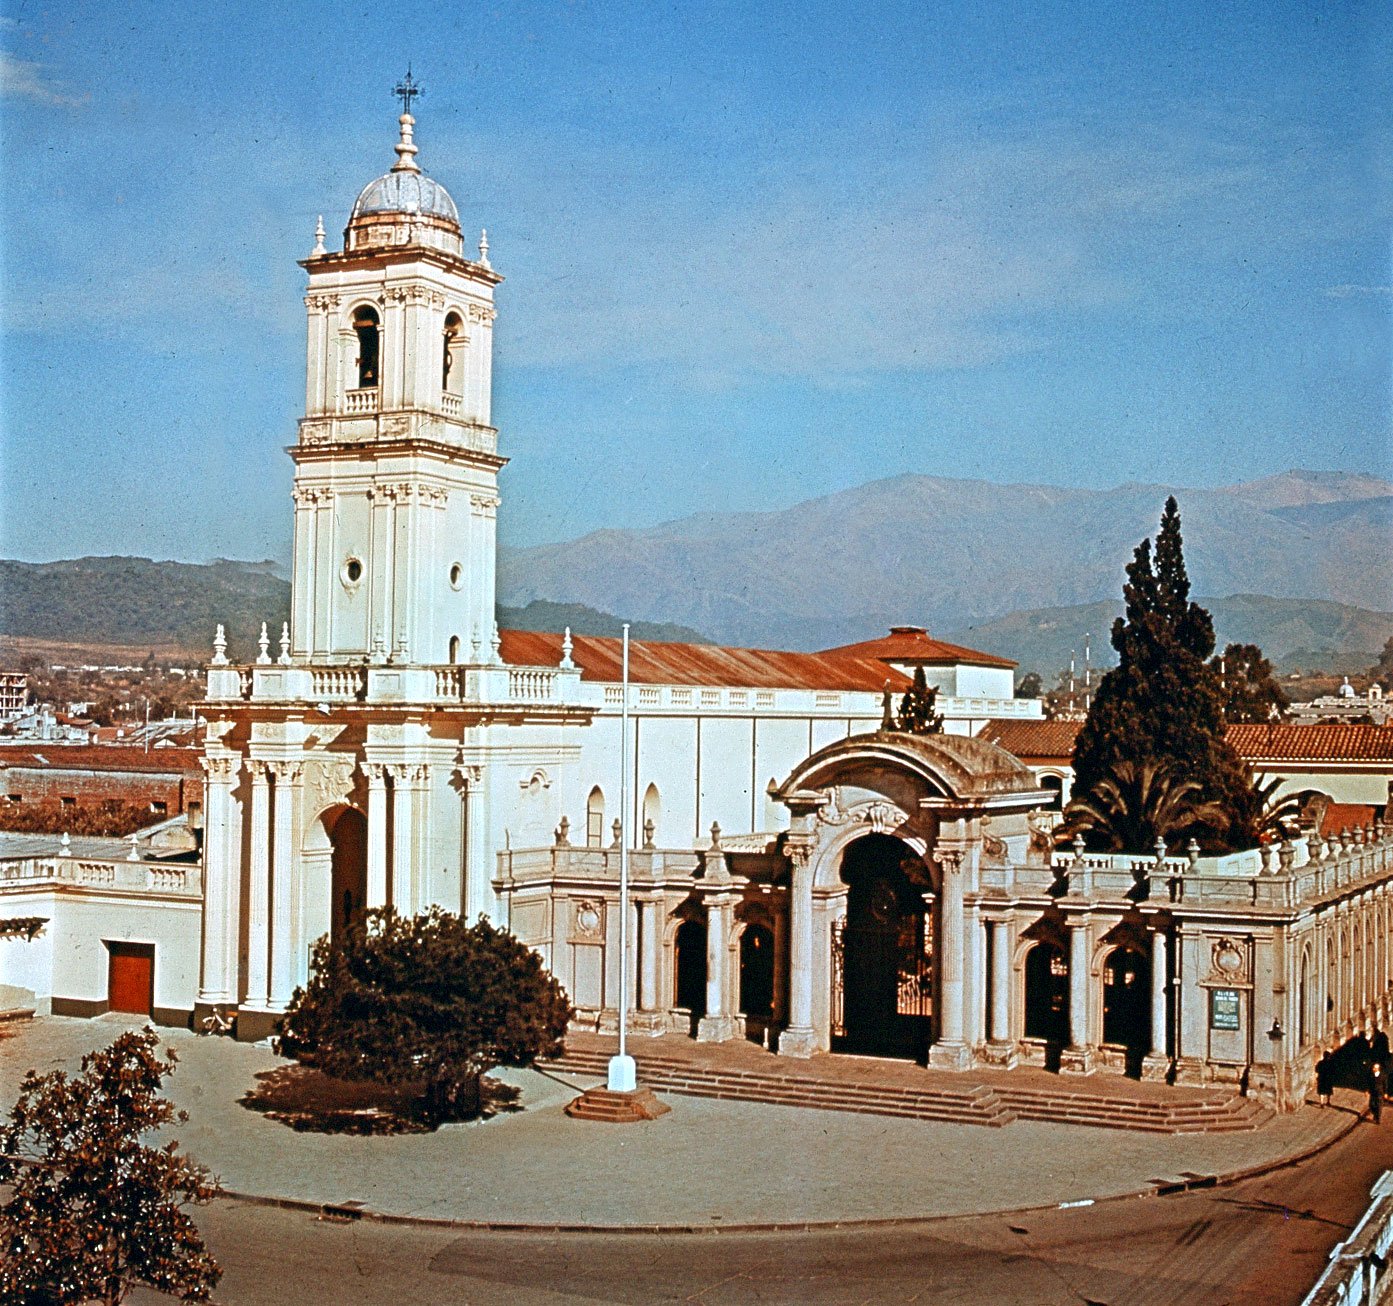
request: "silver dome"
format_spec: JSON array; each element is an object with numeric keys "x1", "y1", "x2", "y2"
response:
[{"x1": 350, "y1": 169, "x2": 460, "y2": 226}]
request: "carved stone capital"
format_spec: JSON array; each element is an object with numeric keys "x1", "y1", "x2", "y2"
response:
[{"x1": 200, "y1": 756, "x2": 240, "y2": 781}]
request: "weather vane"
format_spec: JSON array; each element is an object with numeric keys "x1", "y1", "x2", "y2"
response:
[{"x1": 394, "y1": 67, "x2": 422, "y2": 115}]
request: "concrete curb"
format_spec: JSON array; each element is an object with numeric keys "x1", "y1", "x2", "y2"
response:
[{"x1": 216, "y1": 1104, "x2": 1365, "y2": 1236}]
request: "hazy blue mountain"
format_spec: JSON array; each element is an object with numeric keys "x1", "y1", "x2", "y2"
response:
[{"x1": 497, "y1": 469, "x2": 1393, "y2": 651}]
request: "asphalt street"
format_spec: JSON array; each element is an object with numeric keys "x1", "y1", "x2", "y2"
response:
[{"x1": 129, "y1": 1104, "x2": 1391, "y2": 1306}]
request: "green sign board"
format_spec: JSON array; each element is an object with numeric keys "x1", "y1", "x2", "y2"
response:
[{"x1": 1210, "y1": 988, "x2": 1241, "y2": 1031}]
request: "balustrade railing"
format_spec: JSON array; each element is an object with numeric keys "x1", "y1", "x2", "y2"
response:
[
  {"x1": 310, "y1": 667, "x2": 366, "y2": 701},
  {"x1": 344, "y1": 387, "x2": 379, "y2": 415},
  {"x1": 440, "y1": 391, "x2": 462, "y2": 418},
  {"x1": 509, "y1": 667, "x2": 557, "y2": 702},
  {"x1": 0, "y1": 856, "x2": 201, "y2": 897}
]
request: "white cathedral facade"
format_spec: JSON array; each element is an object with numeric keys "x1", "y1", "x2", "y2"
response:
[{"x1": 135, "y1": 107, "x2": 1393, "y2": 1107}]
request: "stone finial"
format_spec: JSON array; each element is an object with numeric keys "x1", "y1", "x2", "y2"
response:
[
  {"x1": 1354, "y1": 824, "x2": 1367, "y2": 846},
  {"x1": 395, "y1": 632, "x2": 411, "y2": 664},
  {"x1": 478, "y1": 228, "x2": 491, "y2": 268},
  {"x1": 278, "y1": 622, "x2": 292, "y2": 665},
  {"x1": 312, "y1": 215, "x2": 326, "y2": 256},
  {"x1": 1154, "y1": 835, "x2": 1167, "y2": 864},
  {"x1": 371, "y1": 628, "x2": 387, "y2": 664},
  {"x1": 211, "y1": 624, "x2": 229, "y2": 666},
  {"x1": 643, "y1": 817, "x2": 656, "y2": 850},
  {"x1": 256, "y1": 622, "x2": 271, "y2": 664},
  {"x1": 392, "y1": 112, "x2": 420, "y2": 173},
  {"x1": 470, "y1": 629, "x2": 482, "y2": 661},
  {"x1": 710, "y1": 821, "x2": 722, "y2": 850},
  {"x1": 554, "y1": 815, "x2": 570, "y2": 847},
  {"x1": 880, "y1": 682, "x2": 895, "y2": 731},
  {"x1": 126, "y1": 833, "x2": 141, "y2": 862},
  {"x1": 560, "y1": 626, "x2": 576, "y2": 670},
  {"x1": 1072, "y1": 832, "x2": 1086, "y2": 860},
  {"x1": 490, "y1": 621, "x2": 502, "y2": 665},
  {"x1": 59, "y1": 831, "x2": 71, "y2": 856},
  {"x1": 1279, "y1": 839, "x2": 1295, "y2": 872},
  {"x1": 611, "y1": 818, "x2": 622, "y2": 849},
  {"x1": 1186, "y1": 837, "x2": 1202, "y2": 869}
]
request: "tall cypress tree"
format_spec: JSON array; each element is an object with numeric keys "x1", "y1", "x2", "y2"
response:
[{"x1": 1070, "y1": 498, "x2": 1258, "y2": 852}]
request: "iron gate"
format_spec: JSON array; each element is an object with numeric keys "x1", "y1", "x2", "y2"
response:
[{"x1": 831, "y1": 912, "x2": 934, "y2": 1045}]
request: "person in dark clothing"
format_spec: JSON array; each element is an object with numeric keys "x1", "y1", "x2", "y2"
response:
[
  {"x1": 1370, "y1": 1062, "x2": 1384, "y2": 1124},
  {"x1": 1373, "y1": 1030, "x2": 1391, "y2": 1099},
  {"x1": 1316, "y1": 1050, "x2": 1334, "y2": 1107}
]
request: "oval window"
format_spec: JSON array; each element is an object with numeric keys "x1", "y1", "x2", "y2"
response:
[
  {"x1": 449, "y1": 562, "x2": 463, "y2": 589},
  {"x1": 342, "y1": 558, "x2": 364, "y2": 585}
]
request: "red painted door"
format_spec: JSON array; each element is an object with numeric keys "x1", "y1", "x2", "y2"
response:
[{"x1": 107, "y1": 944, "x2": 154, "y2": 1015}]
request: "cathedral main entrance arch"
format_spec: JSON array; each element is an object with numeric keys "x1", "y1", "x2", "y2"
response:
[
  {"x1": 302, "y1": 805, "x2": 368, "y2": 960},
  {"x1": 832, "y1": 834, "x2": 934, "y2": 1059}
]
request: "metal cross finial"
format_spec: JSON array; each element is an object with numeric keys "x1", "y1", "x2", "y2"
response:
[{"x1": 394, "y1": 67, "x2": 422, "y2": 115}]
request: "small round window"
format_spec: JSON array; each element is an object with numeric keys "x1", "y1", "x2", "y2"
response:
[
  {"x1": 342, "y1": 557, "x2": 364, "y2": 586},
  {"x1": 449, "y1": 562, "x2": 463, "y2": 590}
]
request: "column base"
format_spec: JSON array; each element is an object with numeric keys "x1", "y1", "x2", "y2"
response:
[
  {"x1": 981, "y1": 1040, "x2": 1019, "y2": 1069},
  {"x1": 628, "y1": 1010, "x2": 669, "y2": 1036},
  {"x1": 777, "y1": 1025, "x2": 818, "y2": 1058},
  {"x1": 928, "y1": 1039, "x2": 973, "y2": 1071},
  {"x1": 1139, "y1": 1052, "x2": 1171, "y2": 1082},
  {"x1": 1059, "y1": 1046, "x2": 1096, "y2": 1076},
  {"x1": 696, "y1": 1014, "x2": 743, "y2": 1043},
  {"x1": 234, "y1": 1007, "x2": 284, "y2": 1044}
]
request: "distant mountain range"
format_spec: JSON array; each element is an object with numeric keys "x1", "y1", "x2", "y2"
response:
[
  {"x1": 3, "y1": 470, "x2": 1389, "y2": 674},
  {"x1": 497, "y1": 468, "x2": 1393, "y2": 656},
  {"x1": 947, "y1": 594, "x2": 1393, "y2": 679},
  {"x1": 0, "y1": 558, "x2": 707, "y2": 662}
]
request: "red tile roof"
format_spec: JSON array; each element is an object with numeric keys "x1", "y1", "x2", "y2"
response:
[
  {"x1": 1227, "y1": 724, "x2": 1393, "y2": 763},
  {"x1": 980, "y1": 719, "x2": 1083, "y2": 759},
  {"x1": 0, "y1": 746, "x2": 204, "y2": 775},
  {"x1": 982, "y1": 720, "x2": 1393, "y2": 765},
  {"x1": 499, "y1": 630, "x2": 912, "y2": 694},
  {"x1": 818, "y1": 626, "x2": 1016, "y2": 670}
]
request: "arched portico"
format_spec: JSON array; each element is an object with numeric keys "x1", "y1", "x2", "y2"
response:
[
  {"x1": 300, "y1": 804, "x2": 368, "y2": 986},
  {"x1": 772, "y1": 730, "x2": 1048, "y2": 1065}
]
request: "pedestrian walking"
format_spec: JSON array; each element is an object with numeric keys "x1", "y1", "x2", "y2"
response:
[
  {"x1": 1315, "y1": 1050, "x2": 1334, "y2": 1107},
  {"x1": 1370, "y1": 1063, "x2": 1384, "y2": 1124}
]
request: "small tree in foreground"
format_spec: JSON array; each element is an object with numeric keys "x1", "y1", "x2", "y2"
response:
[
  {"x1": 0, "y1": 1029, "x2": 221, "y2": 1305},
  {"x1": 279, "y1": 907, "x2": 573, "y2": 1124}
]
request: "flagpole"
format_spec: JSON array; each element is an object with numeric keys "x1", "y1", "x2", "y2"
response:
[{"x1": 607, "y1": 623, "x2": 636, "y2": 1093}]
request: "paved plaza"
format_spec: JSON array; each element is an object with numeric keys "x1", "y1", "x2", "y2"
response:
[{"x1": 0, "y1": 1015, "x2": 1360, "y2": 1231}]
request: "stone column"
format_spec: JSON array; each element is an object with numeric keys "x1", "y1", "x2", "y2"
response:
[
  {"x1": 778, "y1": 846, "x2": 818, "y2": 1057},
  {"x1": 698, "y1": 891, "x2": 741, "y2": 1042},
  {"x1": 985, "y1": 916, "x2": 1016, "y2": 1066},
  {"x1": 244, "y1": 762, "x2": 271, "y2": 1015},
  {"x1": 965, "y1": 908, "x2": 986, "y2": 1049},
  {"x1": 929, "y1": 850, "x2": 971, "y2": 1069},
  {"x1": 196, "y1": 756, "x2": 240, "y2": 1012},
  {"x1": 364, "y1": 764, "x2": 388, "y2": 908},
  {"x1": 462, "y1": 765, "x2": 494, "y2": 923},
  {"x1": 389, "y1": 765, "x2": 414, "y2": 913},
  {"x1": 267, "y1": 762, "x2": 303, "y2": 1012},
  {"x1": 1141, "y1": 926, "x2": 1170, "y2": 1081},
  {"x1": 1061, "y1": 916, "x2": 1095, "y2": 1075},
  {"x1": 635, "y1": 894, "x2": 665, "y2": 1033}
]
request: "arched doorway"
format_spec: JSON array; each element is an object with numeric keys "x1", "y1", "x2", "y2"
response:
[
  {"x1": 327, "y1": 807, "x2": 367, "y2": 946},
  {"x1": 674, "y1": 918, "x2": 707, "y2": 1034},
  {"x1": 740, "y1": 922, "x2": 775, "y2": 1044},
  {"x1": 1024, "y1": 942, "x2": 1069, "y2": 1069},
  {"x1": 1102, "y1": 946, "x2": 1150, "y2": 1077},
  {"x1": 832, "y1": 834, "x2": 932, "y2": 1060}
]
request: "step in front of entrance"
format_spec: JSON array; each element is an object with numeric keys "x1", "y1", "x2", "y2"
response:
[{"x1": 544, "y1": 1049, "x2": 1272, "y2": 1134}]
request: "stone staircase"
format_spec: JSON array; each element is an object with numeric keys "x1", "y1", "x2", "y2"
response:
[{"x1": 546, "y1": 1046, "x2": 1273, "y2": 1135}]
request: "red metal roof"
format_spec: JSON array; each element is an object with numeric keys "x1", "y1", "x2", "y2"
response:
[
  {"x1": 818, "y1": 626, "x2": 1016, "y2": 670},
  {"x1": 499, "y1": 630, "x2": 912, "y2": 693},
  {"x1": 982, "y1": 720, "x2": 1393, "y2": 765},
  {"x1": 0, "y1": 746, "x2": 204, "y2": 775}
]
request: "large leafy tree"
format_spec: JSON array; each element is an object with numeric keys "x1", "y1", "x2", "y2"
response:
[
  {"x1": 1068, "y1": 497, "x2": 1259, "y2": 852},
  {"x1": 279, "y1": 907, "x2": 572, "y2": 1124},
  {"x1": 1210, "y1": 642, "x2": 1287, "y2": 723},
  {"x1": 0, "y1": 1029, "x2": 221, "y2": 1305}
]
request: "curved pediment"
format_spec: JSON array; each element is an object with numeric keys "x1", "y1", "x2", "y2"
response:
[{"x1": 775, "y1": 729, "x2": 1045, "y2": 811}]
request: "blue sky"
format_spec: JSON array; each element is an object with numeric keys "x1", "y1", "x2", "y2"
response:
[{"x1": 1, "y1": 0, "x2": 1388, "y2": 563}]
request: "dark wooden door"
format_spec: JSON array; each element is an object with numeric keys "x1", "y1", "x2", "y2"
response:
[{"x1": 107, "y1": 943, "x2": 154, "y2": 1015}]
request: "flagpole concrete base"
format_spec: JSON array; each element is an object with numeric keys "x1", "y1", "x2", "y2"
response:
[
  {"x1": 606, "y1": 1053, "x2": 637, "y2": 1092},
  {"x1": 565, "y1": 1085, "x2": 671, "y2": 1123}
]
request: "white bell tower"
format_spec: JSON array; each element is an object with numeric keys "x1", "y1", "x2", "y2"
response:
[{"x1": 290, "y1": 79, "x2": 504, "y2": 668}]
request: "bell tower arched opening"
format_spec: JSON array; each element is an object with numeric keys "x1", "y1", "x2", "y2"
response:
[{"x1": 832, "y1": 833, "x2": 933, "y2": 1061}]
